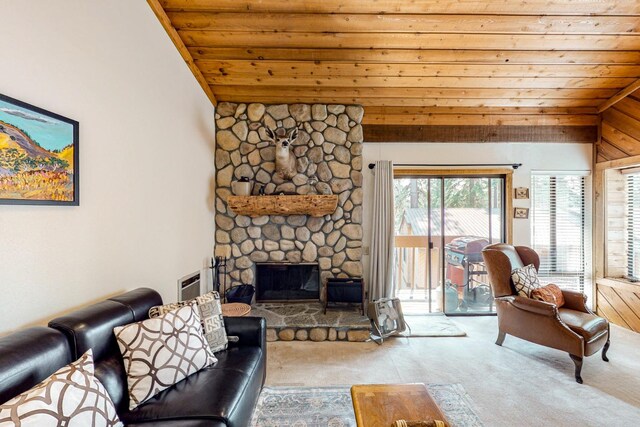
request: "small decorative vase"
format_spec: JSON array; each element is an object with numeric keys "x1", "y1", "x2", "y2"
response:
[{"x1": 232, "y1": 177, "x2": 252, "y2": 196}]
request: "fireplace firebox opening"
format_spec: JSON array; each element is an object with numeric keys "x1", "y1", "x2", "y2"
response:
[{"x1": 255, "y1": 262, "x2": 320, "y2": 302}]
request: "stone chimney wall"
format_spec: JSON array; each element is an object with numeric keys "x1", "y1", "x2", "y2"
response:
[{"x1": 214, "y1": 102, "x2": 364, "y2": 291}]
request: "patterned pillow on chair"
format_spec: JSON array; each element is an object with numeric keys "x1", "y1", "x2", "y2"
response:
[
  {"x1": 0, "y1": 350, "x2": 122, "y2": 427},
  {"x1": 114, "y1": 302, "x2": 216, "y2": 410},
  {"x1": 149, "y1": 291, "x2": 228, "y2": 353},
  {"x1": 511, "y1": 264, "x2": 541, "y2": 297}
]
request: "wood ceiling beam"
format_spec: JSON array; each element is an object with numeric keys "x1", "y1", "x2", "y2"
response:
[
  {"x1": 364, "y1": 107, "x2": 599, "y2": 115},
  {"x1": 198, "y1": 61, "x2": 640, "y2": 79},
  {"x1": 190, "y1": 48, "x2": 640, "y2": 64},
  {"x1": 362, "y1": 125, "x2": 598, "y2": 143},
  {"x1": 159, "y1": 0, "x2": 640, "y2": 16},
  {"x1": 179, "y1": 31, "x2": 640, "y2": 51},
  {"x1": 597, "y1": 80, "x2": 640, "y2": 113},
  {"x1": 146, "y1": 0, "x2": 217, "y2": 106},
  {"x1": 167, "y1": 12, "x2": 640, "y2": 35},
  {"x1": 362, "y1": 114, "x2": 598, "y2": 126}
]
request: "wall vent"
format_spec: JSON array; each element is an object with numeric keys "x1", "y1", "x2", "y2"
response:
[{"x1": 178, "y1": 271, "x2": 201, "y2": 302}]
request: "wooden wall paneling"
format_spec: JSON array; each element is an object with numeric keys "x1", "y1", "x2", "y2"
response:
[
  {"x1": 363, "y1": 125, "x2": 597, "y2": 143},
  {"x1": 596, "y1": 287, "x2": 632, "y2": 329},
  {"x1": 593, "y1": 158, "x2": 605, "y2": 283},
  {"x1": 597, "y1": 281, "x2": 640, "y2": 332},
  {"x1": 604, "y1": 170, "x2": 627, "y2": 277}
]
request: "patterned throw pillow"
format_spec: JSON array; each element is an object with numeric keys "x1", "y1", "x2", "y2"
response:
[
  {"x1": 0, "y1": 350, "x2": 122, "y2": 427},
  {"x1": 114, "y1": 303, "x2": 217, "y2": 410},
  {"x1": 511, "y1": 264, "x2": 541, "y2": 297},
  {"x1": 531, "y1": 284, "x2": 565, "y2": 307},
  {"x1": 149, "y1": 291, "x2": 228, "y2": 353}
]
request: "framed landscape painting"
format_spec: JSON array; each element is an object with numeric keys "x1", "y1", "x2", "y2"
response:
[{"x1": 0, "y1": 94, "x2": 78, "y2": 205}]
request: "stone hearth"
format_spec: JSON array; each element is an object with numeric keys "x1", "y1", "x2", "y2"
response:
[{"x1": 250, "y1": 303, "x2": 370, "y2": 342}]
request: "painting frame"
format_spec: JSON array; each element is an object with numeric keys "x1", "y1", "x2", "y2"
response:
[
  {"x1": 514, "y1": 187, "x2": 529, "y2": 199},
  {"x1": 0, "y1": 93, "x2": 79, "y2": 206},
  {"x1": 514, "y1": 207, "x2": 529, "y2": 219}
]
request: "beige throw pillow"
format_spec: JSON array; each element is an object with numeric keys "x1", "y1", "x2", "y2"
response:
[
  {"x1": 511, "y1": 264, "x2": 541, "y2": 297},
  {"x1": 0, "y1": 350, "x2": 122, "y2": 427},
  {"x1": 114, "y1": 303, "x2": 216, "y2": 410},
  {"x1": 149, "y1": 291, "x2": 228, "y2": 353}
]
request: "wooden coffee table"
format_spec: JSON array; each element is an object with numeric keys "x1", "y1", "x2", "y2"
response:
[{"x1": 351, "y1": 383, "x2": 448, "y2": 427}]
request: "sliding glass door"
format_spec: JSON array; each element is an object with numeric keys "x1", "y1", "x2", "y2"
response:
[{"x1": 394, "y1": 173, "x2": 507, "y2": 315}]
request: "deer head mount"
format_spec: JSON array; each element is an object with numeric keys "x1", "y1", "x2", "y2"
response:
[{"x1": 265, "y1": 127, "x2": 298, "y2": 180}]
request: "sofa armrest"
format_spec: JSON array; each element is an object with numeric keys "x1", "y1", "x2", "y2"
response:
[
  {"x1": 561, "y1": 290, "x2": 590, "y2": 313},
  {"x1": 224, "y1": 316, "x2": 266, "y2": 349},
  {"x1": 497, "y1": 295, "x2": 558, "y2": 317}
]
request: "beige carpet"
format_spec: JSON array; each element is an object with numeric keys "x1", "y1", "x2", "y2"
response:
[
  {"x1": 265, "y1": 316, "x2": 640, "y2": 426},
  {"x1": 404, "y1": 314, "x2": 467, "y2": 337}
]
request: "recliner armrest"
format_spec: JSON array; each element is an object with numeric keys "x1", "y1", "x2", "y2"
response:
[
  {"x1": 224, "y1": 316, "x2": 266, "y2": 349},
  {"x1": 560, "y1": 290, "x2": 590, "y2": 313},
  {"x1": 496, "y1": 295, "x2": 558, "y2": 317}
]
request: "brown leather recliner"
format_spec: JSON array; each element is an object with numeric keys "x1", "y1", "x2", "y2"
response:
[{"x1": 482, "y1": 243, "x2": 610, "y2": 383}]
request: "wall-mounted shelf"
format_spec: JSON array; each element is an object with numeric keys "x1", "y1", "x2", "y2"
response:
[{"x1": 227, "y1": 195, "x2": 338, "y2": 218}]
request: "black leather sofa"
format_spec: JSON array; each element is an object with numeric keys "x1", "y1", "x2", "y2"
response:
[{"x1": 0, "y1": 288, "x2": 267, "y2": 426}]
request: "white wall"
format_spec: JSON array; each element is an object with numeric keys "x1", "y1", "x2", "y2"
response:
[
  {"x1": 362, "y1": 142, "x2": 593, "y2": 280},
  {"x1": 0, "y1": 0, "x2": 216, "y2": 333}
]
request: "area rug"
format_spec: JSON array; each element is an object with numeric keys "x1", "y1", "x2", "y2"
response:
[
  {"x1": 404, "y1": 315, "x2": 467, "y2": 337},
  {"x1": 250, "y1": 384, "x2": 483, "y2": 427}
]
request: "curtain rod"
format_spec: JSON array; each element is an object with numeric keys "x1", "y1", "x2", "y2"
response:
[{"x1": 368, "y1": 162, "x2": 522, "y2": 170}]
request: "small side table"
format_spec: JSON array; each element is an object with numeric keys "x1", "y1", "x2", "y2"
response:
[{"x1": 221, "y1": 302, "x2": 251, "y2": 317}]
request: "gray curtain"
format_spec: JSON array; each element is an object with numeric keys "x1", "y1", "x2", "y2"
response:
[{"x1": 368, "y1": 160, "x2": 395, "y2": 301}]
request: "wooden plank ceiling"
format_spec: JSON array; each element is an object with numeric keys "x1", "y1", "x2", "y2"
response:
[
  {"x1": 152, "y1": 0, "x2": 640, "y2": 140},
  {"x1": 598, "y1": 86, "x2": 640, "y2": 163}
]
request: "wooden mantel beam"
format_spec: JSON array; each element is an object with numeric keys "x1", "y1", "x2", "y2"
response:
[
  {"x1": 597, "y1": 79, "x2": 640, "y2": 113},
  {"x1": 147, "y1": 0, "x2": 217, "y2": 106}
]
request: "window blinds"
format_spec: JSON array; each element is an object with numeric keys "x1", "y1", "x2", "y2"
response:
[
  {"x1": 531, "y1": 175, "x2": 586, "y2": 292},
  {"x1": 626, "y1": 174, "x2": 640, "y2": 280}
]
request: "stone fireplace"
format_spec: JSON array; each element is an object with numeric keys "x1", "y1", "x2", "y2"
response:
[{"x1": 214, "y1": 102, "x2": 364, "y2": 297}]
